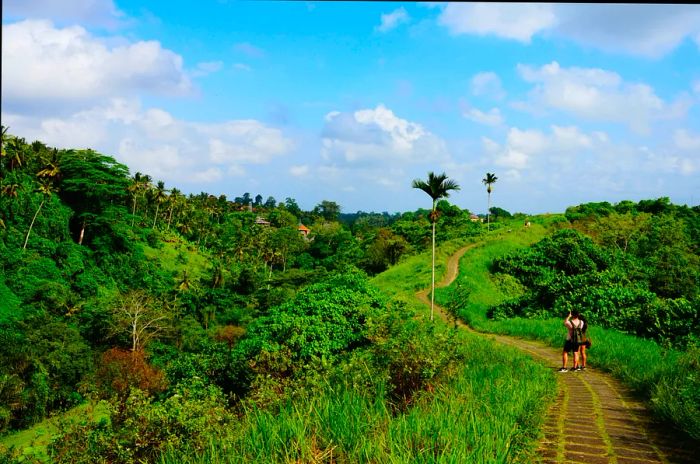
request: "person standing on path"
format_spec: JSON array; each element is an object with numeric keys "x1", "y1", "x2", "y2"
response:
[
  {"x1": 559, "y1": 310, "x2": 583, "y2": 372},
  {"x1": 578, "y1": 314, "x2": 591, "y2": 370}
]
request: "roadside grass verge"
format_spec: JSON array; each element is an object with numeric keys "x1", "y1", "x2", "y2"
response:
[{"x1": 437, "y1": 230, "x2": 700, "y2": 440}]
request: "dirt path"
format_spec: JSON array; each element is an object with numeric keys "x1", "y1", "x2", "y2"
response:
[{"x1": 416, "y1": 244, "x2": 697, "y2": 464}]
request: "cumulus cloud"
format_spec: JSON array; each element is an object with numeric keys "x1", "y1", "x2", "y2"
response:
[
  {"x1": 491, "y1": 125, "x2": 598, "y2": 171},
  {"x1": 2, "y1": 20, "x2": 192, "y2": 114},
  {"x1": 438, "y1": 3, "x2": 557, "y2": 42},
  {"x1": 3, "y1": 98, "x2": 294, "y2": 184},
  {"x1": 321, "y1": 104, "x2": 450, "y2": 165},
  {"x1": 376, "y1": 7, "x2": 410, "y2": 33},
  {"x1": 464, "y1": 107, "x2": 503, "y2": 126},
  {"x1": 435, "y1": 4, "x2": 700, "y2": 57},
  {"x1": 4, "y1": 0, "x2": 125, "y2": 28},
  {"x1": 470, "y1": 72, "x2": 506, "y2": 100},
  {"x1": 516, "y1": 61, "x2": 668, "y2": 134}
]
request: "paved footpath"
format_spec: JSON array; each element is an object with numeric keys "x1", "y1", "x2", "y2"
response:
[{"x1": 416, "y1": 244, "x2": 698, "y2": 464}]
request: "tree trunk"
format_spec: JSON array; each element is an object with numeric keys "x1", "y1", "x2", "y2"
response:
[
  {"x1": 153, "y1": 204, "x2": 160, "y2": 229},
  {"x1": 78, "y1": 219, "x2": 86, "y2": 245},
  {"x1": 487, "y1": 192, "x2": 491, "y2": 231},
  {"x1": 22, "y1": 200, "x2": 45, "y2": 250},
  {"x1": 431, "y1": 216, "x2": 436, "y2": 322},
  {"x1": 131, "y1": 196, "x2": 138, "y2": 227}
]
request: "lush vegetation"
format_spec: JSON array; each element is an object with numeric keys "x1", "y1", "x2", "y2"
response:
[
  {"x1": 437, "y1": 204, "x2": 700, "y2": 439},
  {"x1": 1, "y1": 132, "x2": 555, "y2": 462},
  {"x1": 2, "y1": 130, "x2": 697, "y2": 460}
]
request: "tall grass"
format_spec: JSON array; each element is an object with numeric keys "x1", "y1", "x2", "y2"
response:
[
  {"x1": 437, "y1": 228, "x2": 700, "y2": 440},
  {"x1": 159, "y1": 331, "x2": 555, "y2": 463}
]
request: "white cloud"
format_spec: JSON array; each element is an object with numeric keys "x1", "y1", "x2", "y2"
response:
[
  {"x1": 3, "y1": 98, "x2": 294, "y2": 184},
  {"x1": 496, "y1": 148, "x2": 529, "y2": 170},
  {"x1": 517, "y1": 61, "x2": 666, "y2": 134},
  {"x1": 553, "y1": 5, "x2": 700, "y2": 58},
  {"x1": 435, "y1": 4, "x2": 700, "y2": 57},
  {"x1": 470, "y1": 72, "x2": 506, "y2": 100},
  {"x1": 234, "y1": 42, "x2": 266, "y2": 58},
  {"x1": 191, "y1": 167, "x2": 224, "y2": 183},
  {"x1": 376, "y1": 7, "x2": 410, "y2": 33},
  {"x1": 642, "y1": 147, "x2": 698, "y2": 176},
  {"x1": 693, "y1": 80, "x2": 700, "y2": 95},
  {"x1": 491, "y1": 125, "x2": 599, "y2": 171},
  {"x1": 551, "y1": 125, "x2": 592, "y2": 151},
  {"x1": 290, "y1": 165, "x2": 310, "y2": 177},
  {"x1": 464, "y1": 107, "x2": 503, "y2": 126},
  {"x1": 5, "y1": 0, "x2": 125, "y2": 28},
  {"x1": 2, "y1": 20, "x2": 192, "y2": 114},
  {"x1": 193, "y1": 60, "x2": 223, "y2": 77},
  {"x1": 234, "y1": 63, "x2": 252, "y2": 72},
  {"x1": 321, "y1": 104, "x2": 450, "y2": 165},
  {"x1": 438, "y1": 3, "x2": 557, "y2": 43},
  {"x1": 674, "y1": 129, "x2": 700, "y2": 151},
  {"x1": 481, "y1": 137, "x2": 500, "y2": 154}
]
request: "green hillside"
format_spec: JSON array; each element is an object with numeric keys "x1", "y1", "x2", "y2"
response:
[{"x1": 2, "y1": 132, "x2": 698, "y2": 461}]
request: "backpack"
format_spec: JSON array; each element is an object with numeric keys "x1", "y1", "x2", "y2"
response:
[{"x1": 571, "y1": 320, "x2": 586, "y2": 345}]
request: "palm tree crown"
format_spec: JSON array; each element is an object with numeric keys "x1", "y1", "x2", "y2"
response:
[
  {"x1": 412, "y1": 172, "x2": 461, "y2": 214},
  {"x1": 482, "y1": 172, "x2": 498, "y2": 194}
]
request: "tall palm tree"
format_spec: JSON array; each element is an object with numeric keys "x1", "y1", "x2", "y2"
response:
[
  {"x1": 137, "y1": 174, "x2": 152, "y2": 225},
  {"x1": 412, "y1": 172, "x2": 460, "y2": 321},
  {"x1": 150, "y1": 180, "x2": 167, "y2": 229},
  {"x1": 166, "y1": 188, "x2": 182, "y2": 230},
  {"x1": 23, "y1": 179, "x2": 56, "y2": 250},
  {"x1": 482, "y1": 172, "x2": 498, "y2": 231},
  {"x1": 128, "y1": 172, "x2": 145, "y2": 227}
]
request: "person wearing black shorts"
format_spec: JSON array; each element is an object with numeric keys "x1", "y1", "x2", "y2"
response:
[{"x1": 559, "y1": 310, "x2": 582, "y2": 372}]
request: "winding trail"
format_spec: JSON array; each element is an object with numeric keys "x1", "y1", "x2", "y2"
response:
[{"x1": 415, "y1": 244, "x2": 697, "y2": 464}]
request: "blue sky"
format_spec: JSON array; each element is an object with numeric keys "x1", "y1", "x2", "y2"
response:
[{"x1": 3, "y1": 1, "x2": 700, "y2": 214}]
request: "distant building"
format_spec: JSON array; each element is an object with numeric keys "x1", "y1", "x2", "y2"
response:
[
  {"x1": 469, "y1": 214, "x2": 481, "y2": 222},
  {"x1": 298, "y1": 224, "x2": 310, "y2": 237},
  {"x1": 255, "y1": 217, "x2": 271, "y2": 226}
]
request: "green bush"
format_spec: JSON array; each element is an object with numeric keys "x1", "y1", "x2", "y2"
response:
[{"x1": 49, "y1": 381, "x2": 233, "y2": 463}]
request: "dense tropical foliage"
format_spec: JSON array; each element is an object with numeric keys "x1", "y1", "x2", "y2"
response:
[
  {"x1": 489, "y1": 200, "x2": 700, "y2": 349},
  {"x1": 1, "y1": 132, "x2": 528, "y2": 462},
  {"x1": 1, "y1": 130, "x2": 698, "y2": 460}
]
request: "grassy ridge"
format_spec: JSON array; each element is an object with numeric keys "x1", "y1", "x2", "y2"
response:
[{"x1": 436, "y1": 221, "x2": 700, "y2": 440}]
